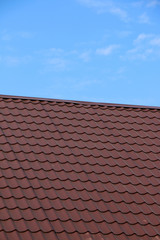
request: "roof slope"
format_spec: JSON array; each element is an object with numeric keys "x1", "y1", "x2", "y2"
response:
[{"x1": 0, "y1": 95, "x2": 160, "y2": 240}]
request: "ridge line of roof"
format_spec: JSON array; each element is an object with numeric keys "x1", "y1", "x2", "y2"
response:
[{"x1": 0, "y1": 94, "x2": 160, "y2": 109}]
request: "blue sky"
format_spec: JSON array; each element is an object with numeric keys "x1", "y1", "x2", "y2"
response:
[{"x1": 0, "y1": 0, "x2": 160, "y2": 106}]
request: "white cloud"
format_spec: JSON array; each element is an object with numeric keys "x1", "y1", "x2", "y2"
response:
[
  {"x1": 150, "y1": 38, "x2": 160, "y2": 46},
  {"x1": 147, "y1": 0, "x2": 160, "y2": 7},
  {"x1": 134, "y1": 33, "x2": 152, "y2": 44},
  {"x1": 139, "y1": 13, "x2": 150, "y2": 24},
  {"x1": 133, "y1": 34, "x2": 160, "y2": 48},
  {"x1": 1, "y1": 31, "x2": 34, "y2": 41},
  {"x1": 110, "y1": 6, "x2": 127, "y2": 20},
  {"x1": 1, "y1": 55, "x2": 31, "y2": 66},
  {"x1": 36, "y1": 48, "x2": 78, "y2": 72},
  {"x1": 117, "y1": 66, "x2": 126, "y2": 74},
  {"x1": 79, "y1": 51, "x2": 91, "y2": 62},
  {"x1": 78, "y1": 0, "x2": 107, "y2": 8},
  {"x1": 131, "y1": 1, "x2": 144, "y2": 7},
  {"x1": 96, "y1": 44, "x2": 119, "y2": 56},
  {"x1": 49, "y1": 48, "x2": 64, "y2": 54},
  {"x1": 126, "y1": 47, "x2": 153, "y2": 60},
  {"x1": 46, "y1": 57, "x2": 68, "y2": 71},
  {"x1": 18, "y1": 31, "x2": 34, "y2": 39},
  {"x1": 5, "y1": 56, "x2": 20, "y2": 65},
  {"x1": 116, "y1": 30, "x2": 132, "y2": 38},
  {"x1": 135, "y1": 33, "x2": 148, "y2": 42},
  {"x1": 37, "y1": 48, "x2": 78, "y2": 59},
  {"x1": 36, "y1": 48, "x2": 64, "y2": 57},
  {"x1": 77, "y1": 0, "x2": 128, "y2": 21},
  {"x1": 1, "y1": 33, "x2": 12, "y2": 41},
  {"x1": 131, "y1": 0, "x2": 160, "y2": 8},
  {"x1": 73, "y1": 79, "x2": 99, "y2": 89},
  {"x1": 124, "y1": 33, "x2": 160, "y2": 60}
]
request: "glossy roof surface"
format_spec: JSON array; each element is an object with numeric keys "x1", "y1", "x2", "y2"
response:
[{"x1": 0, "y1": 95, "x2": 160, "y2": 240}]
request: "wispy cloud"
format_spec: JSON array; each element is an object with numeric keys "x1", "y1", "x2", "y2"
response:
[
  {"x1": 134, "y1": 33, "x2": 152, "y2": 44},
  {"x1": 45, "y1": 57, "x2": 68, "y2": 71},
  {"x1": 77, "y1": 0, "x2": 128, "y2": 21},
  {"x1": 150, "y1": 37, "x2": 160, "y2": 46},
  {"x1": 38, "y1": 47, "x2": 93, "y2": 72},
  {"x1": 37, "y1": 47, "x2": 76, "y2": 72},
  {"x1": 131, "y1": 0, "x2": 160, "y2": 8},
  {"x1": 72, "y1": 79, "x2": 100, "y2": 89},
  {"x1": 96, "y1": 44, "x2": 119, "y2": 56},
  {"x1": 134, "y1": 33, "x2": 160, "y2": 47},
  {"x1": 79, "y1": 51, "x2": 91, "y2": 62},
  {"x1": 1, "y1": 55, "x2": 32, "y2": 66},
  {"x1": 36, "y1": 48, "x2": 64, "y2": 57},
  {"x1": 124, "y1": 33, "x2": 160, "y2": 60},
  {"x1": 147, "y1": 0, "x2": 160, "y2": 7},
  {"x1": 1, "y1": 30, "x2": 34, "y2": 41},
  {"x1": 17, "y1": 31, "x2": 34, "y2": 39},
  {"x1": 1, "y1": 33, "x2": 12, "y2": 41},
  {"x1": 126, "y1": 47, "x2": 153, "y2": 60},
  {"x1": 116, "y1": 30, "x2": 132, "y2": 38},
  {"x1": 78, "y1": 0, "x2": 107, "y2": 9},
  {"x1": 4, "y1": 56, "x2": 20, "y2": 65},
  {"x1": 117, "y1": 66, "x2": 126, "y2": 74},
  {"x1": 109, "y1": 6, "x2": 127, "y2": 20},
  {"x1": 131, "y1": 1, "x2": 144, "y2": 8},
  {"x1": 138, "y1": 13, "x2": 150, "y2": 24}
]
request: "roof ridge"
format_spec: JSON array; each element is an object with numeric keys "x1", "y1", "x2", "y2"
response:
[{"x1": 0, "y1": 94, "x2": 160, "y2": 110}]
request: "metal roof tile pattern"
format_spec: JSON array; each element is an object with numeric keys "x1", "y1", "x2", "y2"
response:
[{"x1": 0, "y1": 95, "x2": 160, "y2": 240}]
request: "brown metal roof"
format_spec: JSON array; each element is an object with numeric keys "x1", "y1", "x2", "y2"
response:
[{"x1": 0, "y1": 95, "x2": 160, "y2": 240}]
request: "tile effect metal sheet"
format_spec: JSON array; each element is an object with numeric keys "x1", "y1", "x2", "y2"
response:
[{"x1": 0, "y1": 95, "x2": 160, "y2": 240}]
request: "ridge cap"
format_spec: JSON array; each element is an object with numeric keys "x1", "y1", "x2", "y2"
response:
[{"x1": 0, "y1": 94, "x2": 160, "y2": 110}]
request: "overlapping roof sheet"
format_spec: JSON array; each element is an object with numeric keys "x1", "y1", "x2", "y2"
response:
[{"x1": 0, "y1": 95, "x2": 160, "y2": 240}]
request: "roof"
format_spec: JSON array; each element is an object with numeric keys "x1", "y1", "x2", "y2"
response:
[{"x1": 0, "y1": 94, "x2": 160, "y2": 240}]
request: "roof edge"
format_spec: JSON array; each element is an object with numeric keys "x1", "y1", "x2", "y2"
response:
[{"x1": 0, "y1": 94, "x2": 160, "y2": 109}]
